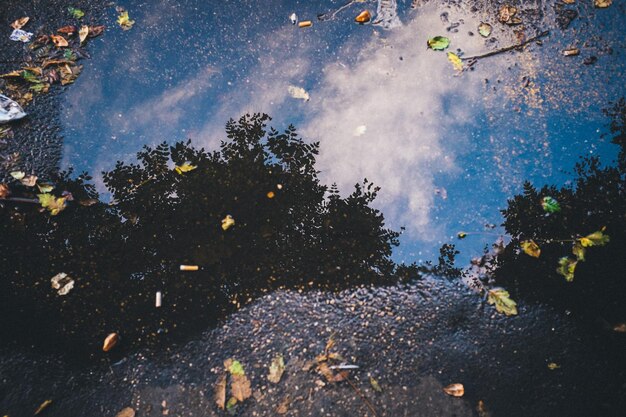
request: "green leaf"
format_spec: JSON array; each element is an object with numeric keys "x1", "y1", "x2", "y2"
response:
[
  {"x1": 478, "y1": 22, "x2": 492, "y2": 37},
  {"x1": 427, "y1": 36, "x2": 450, "y2": 51},
  {"x1": 10, "y1": 171, "x2": 25, "y2": 180},
  {"x1": 21, "y1": 70, "x2": 39, "y2": 83},
  {"x1": 557, "y1": 257, "x2": 577, "y2": 282},
  {"x1": 541, "y1": 196, "x2": 561, "y2": 213},
  {"x1": 226, "y1": 397, "x2": 237, "y2": 411},
  {"x1": 572, "y1": 242, "x2": 586, "y2": 261},
  {"x1": 38, "y1": 193, "x2": 67, "y2": 215},
  {"x1": 68, "y1": 7, "x2": 85, "y2": 19},
  {"x1": 29, "y1": 83, "x2": 47, "y2": 93},
  {"x1": 487, "y1": 288, "x2": 518, "y2": 316},
  {"x1": 578, "y1": 229, "x2": 610, "y2": 247},
  {"x1": 520, "y1": 240, "x2": 541, "y2": 258},
  {"x1": 226, "y1": 359, "x2": 245, "y2": 376},
  {"x1": 447, "y1": 52, "x2": 463, "y2": 72},
  {"x1": 370, "y1": 377, "x2": 383, "y2": 392},
  {"x1": 37, "y1": 183, "x2": 54, "y2": 193}
]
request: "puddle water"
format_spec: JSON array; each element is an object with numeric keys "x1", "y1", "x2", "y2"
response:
[{"x1": 2, "y1": 0, "x2": 626, "y2": 416}]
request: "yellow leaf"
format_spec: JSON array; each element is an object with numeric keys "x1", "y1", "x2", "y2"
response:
[
  {"x1": 556, "y1": 257, "x2": 577, "y2": 282},
  {"x1": 578, "y1": 230, "x2": 610, "y2": 247},
  {"x1": 443, "y1": 383, "x2": 465, "y2": 397},
  {"x1": 370, "y1": 376, "x2": 382, "y2": 392},
  {"x1": 117, "y1": 11, "x2": 135, "y2": 30},
  {"x1": 547, "y1": 362, "x2": 560, "y2": 370},
  {"x1": 487, "y1": 288, "x2": 518, "y2": 316},
  {"x1": 520, "y1": 240, "x2": 541, "y2": 258},
  {"x1": 447, "y1": 52, "x2": 463, "y2": 72},
  {"x1": 50, "y1": 35, "x2": 69, "y2": 48},
  {"x1": 221, "y1": 214, "x2": 235, "y2": 231},
  {"x1": 174, "y1": 163, "x2": 197, "y2": 174},
  {"x1": 37, "y1": 194, "x2": 67, "y2": 215},
  {"x1": 79, "y1": 25, "x2": 89, "y2": 44}
]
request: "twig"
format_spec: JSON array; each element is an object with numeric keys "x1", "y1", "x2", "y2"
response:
[
  {"x1": 344, "y1": 376, "x2": 379, "y2": 417},
  {"x1": 318, "y1": 0, "x2": 359, "y2": 21},
  {"x1": 462, "y1": 30, "x2": 550, "y2": 61},
  {"x1": 2, "y1": 196, "x2": 39, "y2": 203}
]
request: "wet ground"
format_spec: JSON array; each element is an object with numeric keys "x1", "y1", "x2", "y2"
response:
[{"x1": 2, "y1": 1, "x2": 626, "y2": 416}]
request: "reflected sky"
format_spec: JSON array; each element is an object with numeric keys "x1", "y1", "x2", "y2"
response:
[{"x1": 60, "y1": 0, "x2": 625, "y2": 262}]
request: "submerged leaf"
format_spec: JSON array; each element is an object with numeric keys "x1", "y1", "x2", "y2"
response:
[
  {"x1": 50, "y1": 35, "x2": 69, "y2": 48},
  {"x1": 174, "y1": 163, "x2": 197, "y2": 174},
  {"x1": 478, "y1": 22, "x2": 492, "y2": 37},
  {"x1": 268, "y1": 354, "x2": 285, "y2": 384},
  {"x1": 370, "y1": 377, "x2": 382, "y2": 392},
  {"x1": 38, "y1": 193, "x2": 67, "y2": 215},
  {"x1": 487, "y1": 288, "x2": 518, "y2": 316},
  {"x1": 520, "y1": 240, "x2": 541, "y2": 258},
  {"x1": 117, "y1": 11, "x2": 135, "y2": 30},
  {"x1": 447, "y1": 52, "x2": 463, "y2": 72},
  {"x1": 88, "y1": 25, "x2": 105, "y2": 38},
  {"x1": 214, "y1": 374, "x2": 227, "y2": 410},
  {"x1": 541, "y1": 196, "x2": 561, "y2": 213},
  {"x1": 578, "y1": 229, "x2": 610, "y2": 247},
  {"x1": 427, "y1": 36, "x2": 450, "y2": 51},
  {"x1": 443, "y1": 383, "x2": 465, "y2": 397},
  {"x1": 221, "y1": 214, "x2": 235, "y2": 231},
  {"x1": 557, "y1": 257, "x2": 577, "y2": 282}
]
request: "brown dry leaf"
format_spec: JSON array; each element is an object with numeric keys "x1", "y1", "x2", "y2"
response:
[
  {"x1": 102, "y1": 332, "x2": 119, "y2": 352},
  {"x1": 324, "y1": 335, "x2": 335, "y2": 355},
  {"x1": 613, "y1": 323, "x2": 626, "y2": 333},
  {"x1": 60, "y1": 64, "x2": 82, "y2": 85},
  {"x1": 333, "y1": 370, "x2": 349, "y2": 382},
  {"x1": 79, "y1": 26, "x2": 89, "y2": 44},
  {"x1": 57, "y1": 25, "x2": 77, "y2": 34},
  {"x1": 79, "y1": 198, "x2": 99, "y2": 207},
  {"x1": 443, "y1": 383, "x2": 465, "y2": 397},
  {"x1": 276, "y1": 397, "x2": 290, "y2": 414},
  {"x1": 268, "y1": 354, "x2": 285, "y2": 384},
  {"x1": 231, "y1": 374, "x2": 252, "y2": 402},
  {"x1": 11, "y1": 17, "x2": 30, "y2": 30},
  {"x1": 20, "y1": 174, "x2": 38, "y2": 187},
  {"x1": 0, "y1": 183, "x2": 10, "y2": 199},
  {"x1": 317, "y1": 362, "x2": 335, "y2": 382},
  {"x1": 355, "y1": 10, "x2": 371, "y2": 24},
  {"x1": 88, "y1": 25, "x2": 105, "y2": 37},
  {"x1": 34, "y1": 399, "x2": 52, "y2": 415},
  {"x1": 50, "y1": 35, "x2": 69, "y2": 48},
  {"x1": 214, "y1": 374, "x2": 227, "y2": 410},
  {"x1": 115, "y1": 407, "x2": 136, "y2": 417}
]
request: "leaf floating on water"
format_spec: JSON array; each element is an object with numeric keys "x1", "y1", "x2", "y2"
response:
[
  {"x1": 34, "y1": 399, "x2": 52, "y2": 415},
  {"x1": 370, "y1": 376, "x2": 382, "y2": 392},
  {"x1": 38, "y1": 194, "x2": 67, "y2": 215},
  {"x1": 520, "y1": 240, "x2": 541, "y2": 258},
  {"x1": 427, "y1": 36, "x2": 450, "y2": 51},
  {"x1": 115, "y1": 407, "x2": 136, "y2": 417},
  {"x1": 88, "y1": 25, "x2": 105, "y2": 38},
  {"x1": 478, "y1": 22, "x2": 492, "y2": 37},
  {"x1": 541, "y1": 196, "x2": 561, "y2": 213},
  {"x1": 578, "y1": 228, "x2": 610, "y2": 247},
  {"x1": 563, "y1": 48, "x2": 580, "y2": 57},
  {"x1": 79, "y1": 198, "x2": 99, "y2": 207},
  {"x1": 572, "y1": 242, "x2": 586, "y2": 261},
  {"x1": 547, "y1": 362, "x2": 560, "y2": 370},
  {"x1": 214, "y1": 374, "x2": 227, "y2": 410},
  {"x1": 443, "y1": 383, "x2": 465, "y2": 397},
  {"x1": 20, "y1": 174, "x2": 37, "y2": 187},
  {"x1": 221, "y1": 214, "x2": 235, "y2": 231},
  {"x1": 355, "y1": 11, "x2": 371, "y2": 24},
  {"x1": 447, "y1": 52, "x2": 463, "y2": 72},
  {"x1": 268, "y1": 354, "x2": 285, "y2": 384},
  {"x1": 613, "y1": 323, "x2": 626, "y2": 333},
  {"x1": 287, "y1": 85, "x2": 310, "y2": 101},
  {"x1": 67, "y1": 7, "x2": 85, "y2": 19},
  {"x1": 457, "y1": 232, "x2": 467, "y2": 239},
  {"x1": 57, "y1": 25, "x2": 77, "y2": 35},
  {"x1": 103, "y1": 332, "x2": 119, "y2": 352},
  {"x1": 11, "y1": 17, "x2": 30, "y2": 30},
  {"x1": 79, "y1": 25, "x2": 89, "y2": 44},
  {"x1": 174, "y1": 163, "x2": 197, "y2": 174},
  {"x1": 594, "y1": 0, "x2": 613, "y2": 8},
  {"x1": 557, "y1": 257, "x2": 577, "y2": 282},
  {"x1": 50, "y1": 272, "x2": 74, "y2": 295},
  {"x1": 0, "y1": 183, "x2": 9, "y2": 199},
  {"x1": 10, "y1": 171, "x2": 25, "y2": 180},
  {"x1": 117, "y1": 11, "x2": 135, "y2": 30},
  {"x1": 487, "y1": 288, "x2": 518, "y2": 316},
  {"x1": 50, "y1": 35, "x2": 68, "y2": 48}
]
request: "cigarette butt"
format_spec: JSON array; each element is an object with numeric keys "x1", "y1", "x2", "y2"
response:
[
  {"x1": 298, "y1": 20, "x2": 312, "y2": 28},
  {"x1": 156, "y1": 291, "x2": 162, "y2": 307},
  {"x1": 179, "y1": 265, "x2": 199, "y2": 271},
  {"x1": 563, "y1": 48, "x2": 579, "y2": 57}
]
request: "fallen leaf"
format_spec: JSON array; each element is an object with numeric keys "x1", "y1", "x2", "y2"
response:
[
  {"x1": 115, "y1": 407, "x2": 136, "y2": 417},
  {"x1": 38, "y1": 194, "x2": 67, "y2": 215},
  {"x1": 221, "y1": 214, "x2": 235, "y2": 231},
  {"x1": 457, "y1": 232, "x2": 467, "y2": 239},
  {"x1": 266, "y1": 191, "x2": 275, "y2": 199},
  {"x1": 34, "y1": 399, "x2": 52, "y2": 415},
  {"x1": 563, "y1": 48, "x2": 580, "y2": 57},
  {"x1": 563, "y1": 0, "x2": 576, "y2": 3},
  {"x1": 214, "y1": 374, "x2": 227, "y2": 410},
  {"x1": 487, "y1": 288, "x2": 518, "y2": 316},
  {"x1": 59, "y1": 64, "x2": 82, "y2": 85},
  {"x1": 288, "y1": 85, "x2": 310, "y2": 101},
  {"x1": 79, "y1": 26, "x2": 89, "y2": 44},
  {"x1": 355, "y1": 11, "x2": 371, "y2": 24},
  {"x1": 541, "y1": 196, "x2": 561, "y2": 213},
  {"x1": 547, "y1": 362, "x2": 560, "y2": 370},
  {"x1": 520, "y1": 240, "x2": 541, "y2": 258},
  {"x1": 578, "y1": 229, "x2": 610, "y2": 247},
  {"x1": 556, "y1": 257, "x2": 577, "y2": 282},
  {"x1": 68, "y1": 7, "x2": 85, "y2": 19},
  {"x1": 11, "y1": 17, "x2": 30, "y2": 30},
  {"x1": 19, "y1": 175, "x2": 37, "y2": 187},
  {"x1": 226, "y1": 397, "x2": 238, "y2": 411},
  {"x1": 57, "y1": 26, "x2": 77, "y2": 35},
  {"x1": 276, "y1": 397, "x2": 290, "y2": 414},
  {"x1": 117, "y1": 11, "x2": 135, "y2": 30},
  {"x1": 0, "y1": 183, "x2": 9, "y2": 199},
  {"x1": 10, "y1": 28, "x2": 33, "y2": 42},
  {"x1": 10, "y1": 171, "x2": 25, "y2": 180},
  {"x1": 447, "y1": 52, "x2": 463, "y2": 72},
  {"x1": 370, "y1": 377, "x2": 382, "y2": 392},
  {"x1": 477, "y1": 400, "x2": 490, "y2": 417},
  {"x1": 572, "y1": 241, "x2": 586, "y2": 261},
  {"x1": 50, "y1": 35, "x2": 69, "y2": 48},
  {"x1": 50, "y1": 272, "x2": 74, "y2": 295},
  {"x1": 226, "y1": 359, "x2": 245, "y2": 376},
  {"x1": 443, "y1": 383, "x2": 465, "y2": 397},
  {"x1": 613, "y1": 323, "x2": 626, "y2": 333},
  {"x1": 478, "y1": 22, "x2": 492, "y2": 37},
  {"x1": 231, "y1": 374, "x2": 252, "y2": 402},
  {"x1": 88, "y1": 25, "x2": 105, "y2": 37},
  {"x1": 498, "y1": 5, "x2": 517, "y2": 24},
  {"x1": 317, "y1": 362, "x2": 335, "y2": 382},
  {"x1": 594, "y1": 0, "x2": 612, "y2": 8},
  {"x1": 268, "y1": 354, "x2": 285, "y2": 383},
  {"x1": 427, "y1": 36, "x2": 450, "y2": 51},
  {"x1": 79, "y1": 198, "x2": 99, "y2": 206},
  {"x1": 174, "y1": 163, "x2": 197, "y2": 174},
  {"x1": 103, "y1": 332, "x2": 119, "y2": 352}
]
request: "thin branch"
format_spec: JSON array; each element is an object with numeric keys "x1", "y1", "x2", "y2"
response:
[
  {"x1": 344, "y1": 376, "x2": 379, "y2": 417},
  {"x1": 462, "y1": 30, "x2": 550, "y2": 61}
]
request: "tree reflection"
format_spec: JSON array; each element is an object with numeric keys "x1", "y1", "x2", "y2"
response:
[{"x1": 0, "y1": 114, "x2": 411, "y2": 357}]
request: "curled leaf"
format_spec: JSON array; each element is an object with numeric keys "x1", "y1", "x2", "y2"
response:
[
  {"x1": 221, "y1": 214, "x2": 235, "y2": 231},
  {"x1": 427, "y1": 36, "x2": 450, "y2": 51},
  {"x1": 117, "y1": 11, "x2": 135, "y2": 30},
  {"x1": 11, "y1": 17, "x2": 30, "y2": 30},
  {"x1": 37, "y1": 193, "x2": 67, "y2": 215},
  {"x1": 447, "y1": 52, "x2": 463, "y2": 72},
  {"x1": 487, "y1": 288, "x2": 518, "y2": 316},
  {"x1": 268, "y1": 354, "x2": 285, "y2": 384},
  {"x1": 103, "y1": 332, "x2": 119, "y2": 352},
  {"x1": 557, "y1": 257, "x2": 577, "y2": 282},
  {"x1": 520, "y1": 240, "x2": 541, "y2": 258},
  {"x1": 594, "y1": 0, "x2": 613, "y2": 8},
  {"x1": 443, "y1": 383, "x2": 465, "y2": 397},
  {"x1": 498, "y1": 5, "x2": 518, "y2": 24},
  {"x1": 547, "y1": 362, "x2": 560, "y2": 370},
  {"x1": 88, "y1": 25, "x2": 105, "y2": 38},
  {"x1": 50, "y1": 35, "x2": 69, "y2": 48},
  {"x1": 578, "y1": 229, "x2": 610, "y2": 247},
  {"x1": 174, "y1": 163, "x2": 197, "y2": 174},
  {"x1": 541, "y1": 196, "x2": 561, "y2": 213},
  {"x1": 355, "y1": 11, "x2": 371, "y2": 24},
  {"x1": 57, "y1": 25, "x2": 77, "y2": 34}
]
